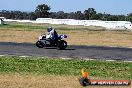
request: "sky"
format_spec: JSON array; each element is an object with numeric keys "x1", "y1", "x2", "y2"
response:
[{"x1": 0, "y1": 0, "x2": 132, "y2": 15}]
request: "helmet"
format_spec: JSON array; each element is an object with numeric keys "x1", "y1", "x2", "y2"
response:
[{"x1": 47, "y1": 27, "x2": 52, "y2": 32}]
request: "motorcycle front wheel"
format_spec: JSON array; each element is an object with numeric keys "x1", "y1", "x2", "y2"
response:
[{"x1": 36, "y1": 41, "x2": 45, "y2": 48}]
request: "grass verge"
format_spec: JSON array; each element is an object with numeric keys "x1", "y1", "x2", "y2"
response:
[
  {"x1": 0, "y1": 56, "x2": 131, "y2": 79},
  {"x1": 0, "y1": 22, "x2": 105, "y2": 31}
]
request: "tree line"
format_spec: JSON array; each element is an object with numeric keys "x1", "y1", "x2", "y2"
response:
[{"x1": 0, "y1": 4, "x2": 132, "y2": 22}]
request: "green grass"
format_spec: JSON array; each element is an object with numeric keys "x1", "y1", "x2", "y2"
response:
[
  {"x1": 0, "y1": 56, "x2": 131, "y2": 79},
  {"x1": 0, "y1": 22, "x2": 74, "y2": 31},
  {"x1": 0, "y1": 22, "x2": 45, "y2": 31},
  {"x1": 0, "y1": 22, "x2": 105, "y2": 31}
]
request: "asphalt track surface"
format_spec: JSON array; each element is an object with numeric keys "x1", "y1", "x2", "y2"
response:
[{"x1": 0, "y1": 42, "x2": 132, "y2": 61}]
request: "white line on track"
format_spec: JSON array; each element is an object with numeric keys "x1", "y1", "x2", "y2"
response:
[
  {"x1": 19, "y1": 56, "x2": 30, "y2": 58},
  {"x1": 0, "y1": 55, "x2": 5, "y2": 57},
  {"x1": 0, "y1": 55, "x2": 132, "y2": 62}
]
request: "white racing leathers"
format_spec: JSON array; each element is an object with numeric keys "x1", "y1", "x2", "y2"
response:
[{"x1": 47, "y1": 29, "x2": 58, "y2": 40}]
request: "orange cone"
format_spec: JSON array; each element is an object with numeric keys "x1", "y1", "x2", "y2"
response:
[{"x1": 81, "y1": 67, "x2": 89, "y2": 78}]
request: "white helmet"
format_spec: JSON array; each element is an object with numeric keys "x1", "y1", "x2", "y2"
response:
[{"x1": 47, "y1": 26, "x2": 53, "y2": 32}]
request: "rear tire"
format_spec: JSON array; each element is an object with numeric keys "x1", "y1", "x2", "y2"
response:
[
  {"x1": 36, "y1": 41, "x2": 45, "y2": 48},
  {"x1": 57, "y1": 40, "x2": 67, "y2": 50}
]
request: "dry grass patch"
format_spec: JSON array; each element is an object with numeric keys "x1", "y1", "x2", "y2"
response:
[
  {"x1": 1, "y1": 29, "x2": 132, "y2": 47},
  {"x1": 0, "y1": 74, "x2": 80, "y2": 88},
  {"x1": 0, "y1": 74, "x2": 131, "y2": 88},
  {"x1": 0, "y1": 30, "x2": 41, "y2": 43}
]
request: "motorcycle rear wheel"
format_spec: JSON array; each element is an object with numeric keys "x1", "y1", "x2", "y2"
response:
[{"x1": 57, "y1": 40, "x2": 67, "y2": 50}]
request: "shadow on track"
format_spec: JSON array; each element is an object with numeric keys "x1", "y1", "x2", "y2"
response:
[
  {"x1": 69, "y1": 45, "x2": 132, "y2": 51},
  {"x1": 1, "y1": 42, "x2": 132, "y2": 51},
  {"x1": 44, "y1": 47, "x2": 76, "y2": 50}
]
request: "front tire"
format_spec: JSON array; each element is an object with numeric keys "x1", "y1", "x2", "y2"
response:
[
  {"x1": 36, "y1": 41, "x2": 45, "y2": 48},
  {"x1": 57, "y1": 40, "x2": 67, "y2": 50}
]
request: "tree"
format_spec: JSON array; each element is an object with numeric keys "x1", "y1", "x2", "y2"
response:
[
  {"x1": 49, "y1": 12, "x2": 57, "y2": 18},
  {"x1": 56, "y1": 11, "x2": 67, "y2": 19},
  {"x1": 35, "y1": 4, "x2": 50, "y2": 18},
  {"x1": 90, "y1": 14, "x2": 100, "y2": 20},
  {"x1": 117, "y1": 15, "x2": 125, "y2": 21},
  {"x1": 127, "y1": 13, "x2": 132, "y2": 22},
  {"x1": 84, "y1": 8, "x2": 96, "y2": 20},
  {"x1": 107, "y1": 15, "x2": 119, "y2": 21},
  {"x1": 28, "y1": 12, "x2": 37, "y2": 20},
  {"x1": 75, "y1": 11, "x2": 85, "y2": 20},
  {"x1": 67, "y1": 12, "x2": 76, "y2": 19},
  {"x1": 96, "y1": 13, "x2": 103, "y2": 20}
]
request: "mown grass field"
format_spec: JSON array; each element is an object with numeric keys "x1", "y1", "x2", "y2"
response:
[
  {"x1": 0, "y1": 56, "x2": 131, "y2": 88},
  {"x1": 0, "y1": 56, "x2": 131, "y2": 79}
]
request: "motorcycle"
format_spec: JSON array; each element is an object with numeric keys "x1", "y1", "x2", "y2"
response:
[{"x1": 36, "y1": 33, "x2": 67, "y2": 50}]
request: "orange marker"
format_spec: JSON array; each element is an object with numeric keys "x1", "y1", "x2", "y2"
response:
[{"x1": 80, "y1": 67, "x2": 131, "y2": 86}]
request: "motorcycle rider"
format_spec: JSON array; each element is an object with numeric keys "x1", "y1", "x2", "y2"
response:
[{"x1": 47, "y1": 27, "x2": 58, "y2": 42}]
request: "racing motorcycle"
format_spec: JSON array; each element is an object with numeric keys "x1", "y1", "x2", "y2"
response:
[{"x1": 36, "y1": 33, "x2": 67, "y2": 50}]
